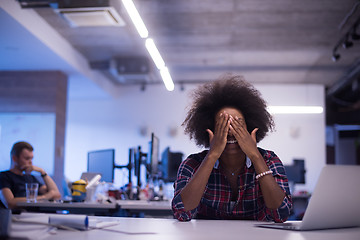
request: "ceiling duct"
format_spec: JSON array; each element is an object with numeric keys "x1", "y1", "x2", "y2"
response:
[
  {"x1": 91, "y1": 57, "x2": 152, "y2": 84},
  {"x1": 18, "y1": 0, "x2": 54, "y2": 8},
  {"x1": 54, "y1": 0, "x2": 125, "y2": 27},
  {"x1": 57, "y1": 0, "x2": 111, "y2": 8},
  {"x1": 109, "y1": 57, "x2": 150, "y2": 84}
]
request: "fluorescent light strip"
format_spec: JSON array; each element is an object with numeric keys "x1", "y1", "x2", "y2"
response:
[
  {"x1": 267, "y1": 106, "x2": 324, "y2": 114},
  {"x1": 145, "y1": 38, "x2": 165, "y2": 70},
  {"x1": 121, "y1": 0, "x2": 148, "y2": 38},
  {"x1": 122, "y1": 0, "x2": 175, "y2": 91},
  {"x1": 160, "y1": 67, "x2": 174, "y2": 91}
]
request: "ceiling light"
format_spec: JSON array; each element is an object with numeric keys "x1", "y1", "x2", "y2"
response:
[
  {"x1": 121, "y1": 0, "x2": 148, "y2": 38},
  {"x1": 160, "y1": 67, "x2": 174, "y2": 91},
  {"x1": 351, "y1": 25, "x2": 360, "y2": 40},
  {"x1": 342, "y1": 39, "x2": 354, "y2": 49},
  {"x1": 351, "y1": 32, "x2": 360, "y2": 40},
  {"x1": 55, "y1": 7, "x2": 125, "y2": 27},
  {"x1": 121, "y1": 0, "x2": 174, "y2": 91},
  {"x1": 332, "y1": 4, "x2": 360, "y2": 62},
  {"x1": 331, "y1": 45, "x2": 341, "y2": 62},
  {"x1": 332, "y1": 53, "x2": 341, "y2": 62},
  {"x1": 145, "y1": 38, "x2": 165, "y2": 70},
  {"x1": 267, "y1": 106, "x2": 324, "y2": 114}
]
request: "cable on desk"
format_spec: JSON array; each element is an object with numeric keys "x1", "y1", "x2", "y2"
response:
[{"x1": 89, "y1": 226, "x2": 157, "y2": 235}]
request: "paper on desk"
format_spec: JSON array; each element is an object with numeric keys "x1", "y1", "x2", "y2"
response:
[
  {"x1": 12, "y1": 213, "x2": 50, "y2": 226},
  {"x1": 88, "y1": 218, "x2": 121, "y2": 229},
  {"x1": 10, "y1": 218, "x2": 56, "y2": 240}
]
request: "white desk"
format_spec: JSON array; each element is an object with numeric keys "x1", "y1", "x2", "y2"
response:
[{"x1": 9, "y1": 213, "x2": 360, "y2": 240}]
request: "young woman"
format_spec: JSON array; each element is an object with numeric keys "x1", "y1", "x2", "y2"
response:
[{"x1": 172, "y1": 75, "x2": 292, "y2": 222}]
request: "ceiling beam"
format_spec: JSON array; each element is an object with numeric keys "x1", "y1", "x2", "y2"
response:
[{"x1": 0, "y1": 0, "x2": 121, "y2": 98}]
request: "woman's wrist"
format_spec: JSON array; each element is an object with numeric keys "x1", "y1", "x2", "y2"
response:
[
  {"x1": 206, "y1": 150, "x2": 220, "y2": 164},
  {"x1": 247, "y1": 150, "x2": 263, "y2": 163}
]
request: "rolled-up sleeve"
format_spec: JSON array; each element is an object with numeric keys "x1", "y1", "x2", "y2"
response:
[
  {"x1": 263, "y1": 152, "x2": 293, "y2": 222},
  {"x1": 265, "y1": 194, "x2": 292, "y2": 222}
]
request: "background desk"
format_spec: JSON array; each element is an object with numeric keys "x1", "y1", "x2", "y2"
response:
[
  {"x1": 16, "y1": 201, "x2": 119, "y2": 216},
  {"x1": 116, "y1": 200, "x2": 172, "y2": 217},
  {"x1": 16, "y1": 200, "x2": 172, "y2": 217},
  {"x1": 9, "y1": 213, "x2": 360, "y2": 240}
]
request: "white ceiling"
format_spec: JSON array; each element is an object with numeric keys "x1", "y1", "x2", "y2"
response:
[{"x1": 1, "y1": 0, "x2": 359, "y2": 99}]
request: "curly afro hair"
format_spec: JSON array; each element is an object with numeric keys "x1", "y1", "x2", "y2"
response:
[{"x1": 182, "y1": 74, "x2": 274, "y2": 148}]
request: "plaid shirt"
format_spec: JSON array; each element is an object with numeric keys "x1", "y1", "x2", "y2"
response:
[{"x1": 172, "y1": 148, "x2": 292, "y2": 222}]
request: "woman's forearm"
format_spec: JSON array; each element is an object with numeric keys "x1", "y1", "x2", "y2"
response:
[
  {"x1": 251, "y1": 153, "x2": 286, "y2": 209},
  {"x1": 180, "y1": 152, "x2": 218, "y2": 211}
]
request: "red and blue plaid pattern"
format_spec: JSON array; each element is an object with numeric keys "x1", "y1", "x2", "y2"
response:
[{"x1": 172, "y1": 148, "x2": 292, "y2": 222}]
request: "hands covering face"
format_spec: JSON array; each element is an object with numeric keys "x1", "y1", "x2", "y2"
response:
[
  {"x1": 229, "y1": 115, "x2": 259, "y2": 158},
  {"x1": 207, "y1": 110, "x2": 259, "y2": 158},
  {"x1": 206, "y1": 112, "x2": 231, "y2": 158}
]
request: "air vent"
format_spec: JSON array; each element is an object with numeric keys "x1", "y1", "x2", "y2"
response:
[
  {"x1": 108, "y1": 58, "x2": 150, "y2": 84},
  {"x1": 55, "y1": 7, "x2": 125, "y2": 27}
]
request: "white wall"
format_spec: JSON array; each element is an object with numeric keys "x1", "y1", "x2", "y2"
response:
[
  {"x1": 65, "y1": 84, "x2": 202, "y2": 186},
  {"x1": 257, "y1": 84, "x2": 325, "y2": 193},
  {"x1": 65, "y1": 83, "x2": 325, "y2": 194},
  {"x1": 0, "y1": 113, "x2": 56, "y2": 175}
]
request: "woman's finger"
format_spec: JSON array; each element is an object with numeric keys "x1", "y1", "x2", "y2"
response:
[
  {"x1": 251, "y1": 128, "x2": 259, "y2": 142},
  {"x1": 216, "y1": 112, "x2": 229, "y2": 140},
  {"x1": 230, "y1": 116, "x2": 246, "y2": 138},
  {"x1": 206, "y1": 129, "x2": 214, "y2": 143}
]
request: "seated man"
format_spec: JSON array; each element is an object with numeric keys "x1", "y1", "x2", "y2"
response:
[{"x1": 0, "y1": 141, "x2": 61, "y2": 209}]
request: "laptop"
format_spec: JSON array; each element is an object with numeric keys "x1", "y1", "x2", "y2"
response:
[{"x1": 256, "y1": 165, "x2": 360, "y2": 231}]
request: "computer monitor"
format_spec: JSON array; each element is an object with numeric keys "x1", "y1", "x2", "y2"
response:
[
  {"x1": 284, "y1": 159, "x2": 306, "y2": 184},
  {"x1": 87, "y1": 149, "x2": 115, "y2": 183},
  {"x1": 161, "y1": 147, "x2": 183, "y2": 182},
  {"x1": 147, "y1": 133, "x2": 160, "y2": 177}
]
